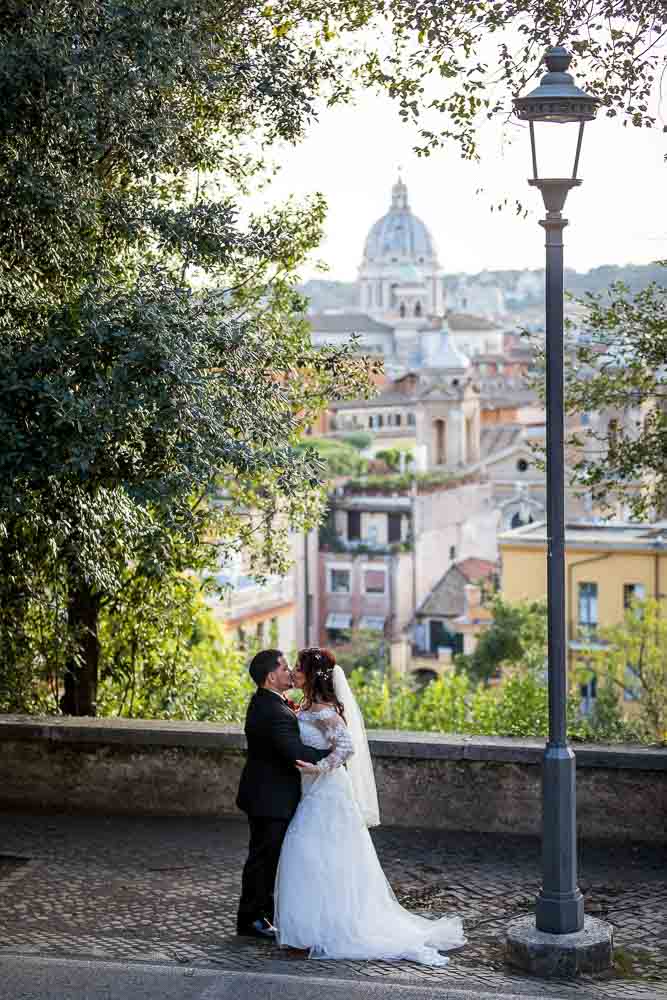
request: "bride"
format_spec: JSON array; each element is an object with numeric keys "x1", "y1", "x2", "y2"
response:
[{"x1": 274, "y1": 647, "x2": 465, "y2": 966}]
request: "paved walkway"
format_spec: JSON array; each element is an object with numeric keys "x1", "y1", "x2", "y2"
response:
[{"x1": 0, "y1": 813, "x2": 665, "y2": 999}]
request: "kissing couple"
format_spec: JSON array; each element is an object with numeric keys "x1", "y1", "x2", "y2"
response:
[{"x1": 236, "y1": 647, "x2": 465, "y2": 966}]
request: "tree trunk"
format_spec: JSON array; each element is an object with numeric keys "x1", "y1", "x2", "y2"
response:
[{"x1": 60, "y1": 576, "x2": 100, "y2": 716}]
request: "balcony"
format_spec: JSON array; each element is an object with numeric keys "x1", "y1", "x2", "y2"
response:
[{"x1": 319, "y1": 529, "x2": 412, "y2": 556}]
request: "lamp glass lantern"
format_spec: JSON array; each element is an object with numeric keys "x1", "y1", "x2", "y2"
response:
[{"x1": 513, "y1": 46, "x2": 600, "y2": 192}]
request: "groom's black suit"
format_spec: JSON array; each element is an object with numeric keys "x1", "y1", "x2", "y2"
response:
[{"x1": 236, "y1": 687, "x2": 330, "y2": 932}]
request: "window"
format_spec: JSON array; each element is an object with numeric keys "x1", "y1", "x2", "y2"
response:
[
  {"x1": 256, "y1": 621, "x2": 265, "y2": 645},
  {"x1": 395, "y1": 413, "x2": 402, "y2": 427},
  {"x1": 325, "y1": 612, "x2": 352, "y2": 645},
  {"x1": 623, "y1": 583, "x2": 646, "y2": 610},
  {"x1": 329, "y1": 568, "x2": 351, "y2": 594},
  {"x1": 347, "y1": 510, "x2": 361, "y2": 542},
  {"x1": 364, "y1": 569, "x2": 386, "y2": 594},
  {"x1": 449, "y1": 545, "x2": 456, "y2": 562},
  {"x1": 517, "y1": 458, "x2": 529, "y2": 473},
  {"x1": 579, "y1": 672, "x2": 597, "y2": 716},
  {"x1": 236, "y1": 627, "x2": 246, "y2": 650},
  {"x1": 578, "y1": 582, "x2": 598, "y2": 638},
  {"x1": 407, "y1": 412, "x2": 416, "y2": 427},
  {"x1": 388, "y1": 513, "x2": 402, "y2": 544}
]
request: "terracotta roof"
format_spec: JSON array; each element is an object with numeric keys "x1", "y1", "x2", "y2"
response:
[
  {"x1": 416, "y1": 559, "x2": 497, "y2": 619},
  {"x1": 455, "y1": 558, "x2": 497, "y2": 582}
]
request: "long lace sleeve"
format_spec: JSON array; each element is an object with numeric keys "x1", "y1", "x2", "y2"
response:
[{"x1": 314, "y1": 711, "x2": 355, "y2": 772}]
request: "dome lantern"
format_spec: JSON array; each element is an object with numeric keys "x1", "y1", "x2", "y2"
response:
[{"x1": 391, "y1": 175, "x2": 409, "y2": 211}]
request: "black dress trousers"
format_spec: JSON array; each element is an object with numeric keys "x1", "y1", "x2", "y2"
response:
[{"x1": 237, "y1": 816, "x2": 290, "y2": 930}]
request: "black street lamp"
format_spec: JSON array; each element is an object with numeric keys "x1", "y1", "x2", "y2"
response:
[{"x1": 514, "y1": 48, "x2": 599, "y2": 936}]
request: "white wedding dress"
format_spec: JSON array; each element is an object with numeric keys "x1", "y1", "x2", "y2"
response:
[{"x1": 274, "y1": 698, "x2": 465, "y2": 966}]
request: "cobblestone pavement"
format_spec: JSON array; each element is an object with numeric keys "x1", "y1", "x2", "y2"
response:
[{"x1": 0, "y1": 813, "x2": 665, "y2": 999}]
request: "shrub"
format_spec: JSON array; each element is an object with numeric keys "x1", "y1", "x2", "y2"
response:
[
  {"x1": 340, "y1": 431, "x2": 373, "y2": 452},
  {"x1": 296, "y1": 438, "x2": 366, "y2": 477}
]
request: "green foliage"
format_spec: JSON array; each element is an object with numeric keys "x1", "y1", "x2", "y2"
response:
[
  {"x1": 344, "y1": 470, "x2": 463, "y2": 494},
  {"x1": 0, "y1": 2, "x2": 376, "y2": 714},
  {"x1": 375, "y1": 448, "x2": 413, "y2": 471},
  {"x1": 333, "y1": 631, "x2": 389, "y2": 675},
  {"x1": 350, "y1": 669, "x2": 417, "y2": 731},
  {"x1": 97, "y1": 580, "x2": 254, "y2": 722},
  {"x1": 583, "y1": 598, "x2": 667, "y2": 743},
  {"x1": 456, "y1": 597, "x2": 548, "y2": 686},
  {"x1": 349, "y1": 1, "x2": 661, "y2": 159},
  {"x1": 340, "y1": 432, "x2": 373, "y2": 452},
  {"x1": 349, "y1": 666, "x2": 649, "y2": 743},
  {"x1": 560, "y1": 266, "x2": 667, "y2": 518},
  {"x1": 491, "y1": 673, "x2": 549, "y2": 738},
  {"x1": 295, "y1": 438, "x2": 367, "y2": 477},
  {"x1": 569, "y1": 676, "x2": 644, "y2": 745}
]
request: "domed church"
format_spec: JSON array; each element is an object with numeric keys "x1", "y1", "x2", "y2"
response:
[
  {"x1": 359, "y1": 176, "x2": 447, "y2": 322},
  {"x1": 308, "y1": 177, "x2": 503, "y2": 372}
]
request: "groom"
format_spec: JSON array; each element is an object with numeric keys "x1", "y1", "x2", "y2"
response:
[{"x1": 236, "y1": 648, "x2": 331, "y2": 939}]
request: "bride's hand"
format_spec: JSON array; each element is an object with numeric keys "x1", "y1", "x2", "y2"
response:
[{"x1": 295, "y1": 759, "x2": 319, "y2": 774}]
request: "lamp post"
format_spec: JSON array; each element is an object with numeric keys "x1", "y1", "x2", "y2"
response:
[{"x1": 506, "y1": 47, "x2": 613, "y2": 977}]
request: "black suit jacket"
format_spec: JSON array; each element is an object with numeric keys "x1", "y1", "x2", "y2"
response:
[{"x1": 236, "y1": 688, "x2": 330, "y2": 820}]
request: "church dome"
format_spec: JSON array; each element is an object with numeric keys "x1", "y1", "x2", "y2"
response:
[{"x1": 363, "y1": 178, "x2": 436, "y2": 264}]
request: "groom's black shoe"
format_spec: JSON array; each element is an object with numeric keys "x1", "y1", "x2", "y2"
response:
[{"x1": 236, "y1": 917, "x2": 277, "y2": 940}]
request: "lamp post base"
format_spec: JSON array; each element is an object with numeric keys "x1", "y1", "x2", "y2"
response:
[{"x1": 506, "y1": 915, "x2": 613, "y2": 978}]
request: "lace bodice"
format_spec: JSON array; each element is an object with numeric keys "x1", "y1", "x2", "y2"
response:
[{"x1": 298, "y1": 706, "x2": 355, "y2": 772}]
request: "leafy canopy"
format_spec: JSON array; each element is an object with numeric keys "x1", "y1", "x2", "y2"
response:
[
  {"x1": 456, "y1": 596, "x2": 548, "y2": 685},
  {"x1": 0, "y1": 0, "x2": 377, "y2": 713},
  {"x1": 582, "y1": 598, "x2": 667, "y2": 743},
  {"x1": 563, "y1": 266, "x2": 667, "y2": 519}
]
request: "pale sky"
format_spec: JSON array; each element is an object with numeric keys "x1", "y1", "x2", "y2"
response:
[{"x1": 251, "y1": 86, "x2": 666, "y2": 281}]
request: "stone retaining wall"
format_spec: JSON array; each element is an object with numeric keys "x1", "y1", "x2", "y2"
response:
[{"x1": 1, "y1": 715, "x2": 665, "y2": 842}]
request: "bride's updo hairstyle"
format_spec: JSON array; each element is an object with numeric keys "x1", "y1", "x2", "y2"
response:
[{"x1": 297, "y1": 647, "x2": 345, "y2": 721}]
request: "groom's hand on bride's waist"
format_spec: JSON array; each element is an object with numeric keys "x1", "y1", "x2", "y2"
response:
[{"x1": 295, "y1": 759, "x2": 319, "y2": 774}]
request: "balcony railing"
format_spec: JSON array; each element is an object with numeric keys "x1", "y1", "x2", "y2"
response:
[{"x1": 319, "y1": 533, "x2": 412, "y2": 555}]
